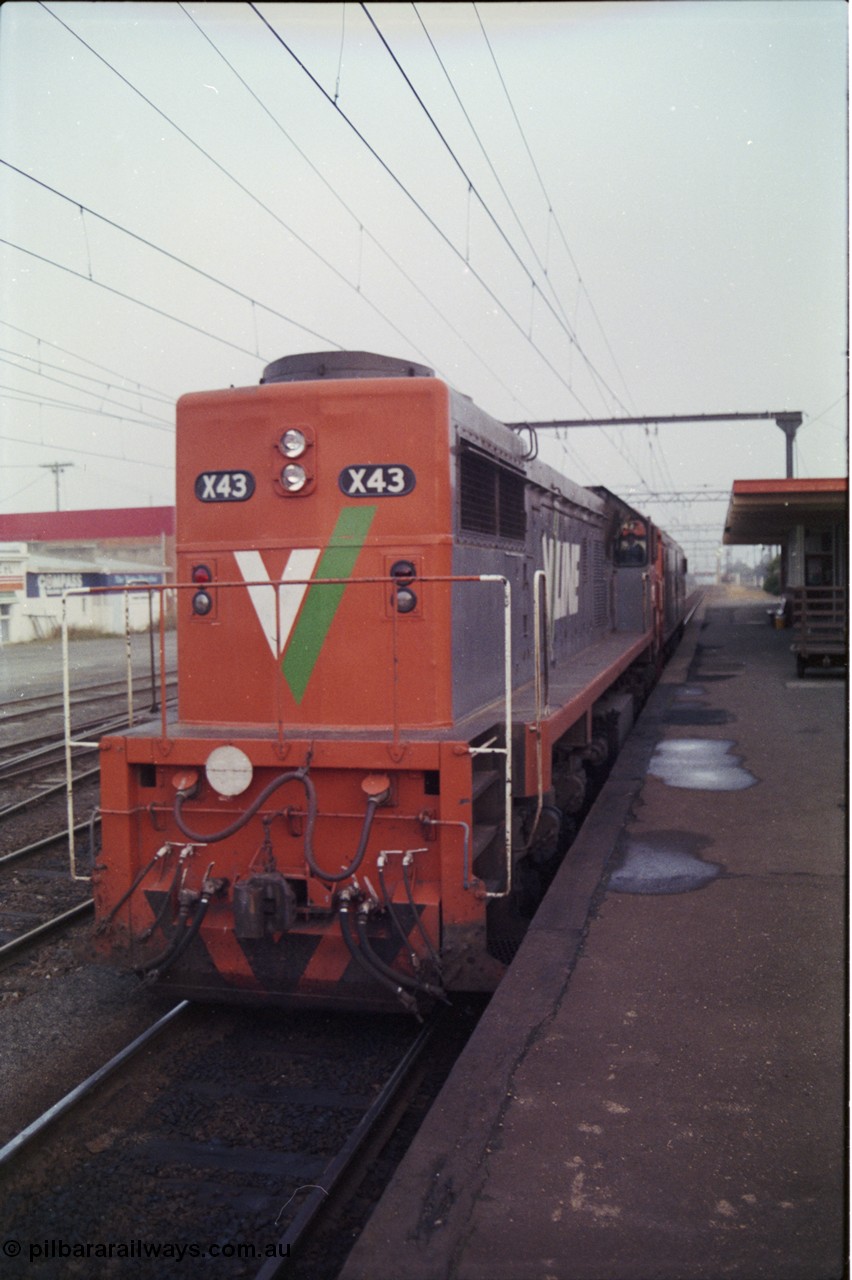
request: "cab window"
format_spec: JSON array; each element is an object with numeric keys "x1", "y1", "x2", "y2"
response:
[{"x1": 615, "y1": 519, "x2": 648, "y2": 567}]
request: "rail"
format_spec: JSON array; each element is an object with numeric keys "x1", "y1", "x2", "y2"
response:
[{"x1": 0, "y1": 1001, "x2": 190, "y2": 1168}]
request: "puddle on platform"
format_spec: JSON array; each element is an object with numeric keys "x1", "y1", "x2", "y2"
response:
[
  {"x1": 648, "y1": 739, "x2": 756, "y2": 791},
  {"x1": 664, "y1": 708, "x2": 732, "y2": 726},
  {"x1": 609, "y1": 841, "x2": 722, "y2": 895},
  {"x1": 675, "y1": 685, "x2": 707, "y2": 700}
]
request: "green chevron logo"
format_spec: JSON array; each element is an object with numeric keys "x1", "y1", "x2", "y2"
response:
[{"x1": 282, "y1": 505, "x2": 376, "y2": 702}]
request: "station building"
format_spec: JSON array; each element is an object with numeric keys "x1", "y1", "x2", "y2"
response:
[
  {"x1": 724, "y1": 476, "x2": 847, "y2": 674},
  {"x1": 0, "y1": 507, "x2": 174, "y2": 644}
]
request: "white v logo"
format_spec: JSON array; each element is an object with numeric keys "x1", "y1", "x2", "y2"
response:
[{"x1": 234, "y1": 548, "x2": 321, "y2": 658}]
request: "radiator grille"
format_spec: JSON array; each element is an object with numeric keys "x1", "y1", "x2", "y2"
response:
[{"x1": 459, "y1": 450, "x2": 526, "y2": 541}]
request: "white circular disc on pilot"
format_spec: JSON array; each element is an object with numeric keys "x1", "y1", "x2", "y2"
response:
[{"x1": 205, "y1": 745, "x2": 254, "y2": 796}]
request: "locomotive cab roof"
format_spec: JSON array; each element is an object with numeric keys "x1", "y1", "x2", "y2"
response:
[{"x1": 260, "y1": 351, "x2": 435, "y2": 383}]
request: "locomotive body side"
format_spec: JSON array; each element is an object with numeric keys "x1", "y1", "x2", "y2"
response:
[{"x1": 94, "y1": 354, "x2": 689, "y2": 1013}]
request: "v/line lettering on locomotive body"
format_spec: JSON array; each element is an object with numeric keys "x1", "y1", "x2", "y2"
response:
[
  {"x1": 541, "y1": 534, "x2": 581, "y2": 623},
  {"x1": 94, "y1": 350, "x2": 690, "y2": 1014}
]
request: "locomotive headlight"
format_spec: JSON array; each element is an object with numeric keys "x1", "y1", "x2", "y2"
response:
[
  {"x1": 280, "y1": 463, "x2": 307, "y2": 492},
  {"x1": 279, "y1": 428, "x2": 307, "y2": 459},
  {"x1": 192, "y1": 589, "x2": 213, "y2": 616},
  {"x1": 205, "y1": 745, "x2": 254, "y2": 797},
  {"x1": 393, "y1": 586, "x2": 418, "y2": 614}
]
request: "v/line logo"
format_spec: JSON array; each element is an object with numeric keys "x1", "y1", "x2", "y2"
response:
[
  {"x1": 234, "y1": 506, "x2": 377, "y2": 702},
  {"x1": 542, "y1": 534, "x2": 581, "y2": 623}
]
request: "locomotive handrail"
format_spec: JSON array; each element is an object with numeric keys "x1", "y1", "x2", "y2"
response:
[
  {"x1": 527, "y1": 569, "x2": 549, "y2": 850},
  {"x1": 61, "y1": 583, "x2": 173, "y2": 881},
  {"x1": 61, "y1": 573, "x2": 516, "y2": 901},
  {"x1": 61, "y1": 587, "x2": 133, "y2": 882}
]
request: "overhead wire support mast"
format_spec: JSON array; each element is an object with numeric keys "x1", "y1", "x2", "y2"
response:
[{"x1": 509, "y1": 412, "x2": 804, "y2": 479}]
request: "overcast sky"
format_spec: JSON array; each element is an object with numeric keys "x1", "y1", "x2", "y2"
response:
[{"x1": 0, "y1": 0, "x2": 847, "y2": 572}]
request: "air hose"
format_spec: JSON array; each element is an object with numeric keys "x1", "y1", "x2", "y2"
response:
[
  {"x1": 173, "y1": 770, "x2": 377, "y2": 885},
  {"x1": 173, "y1": 768, "x2": 317, "y2": 846},
  {"x1": 338, "y1": 893, "x2": 417, "y2": 1015},
  {"x1": 136, "y1": 891, "x2": 211, "y2": 985},
  {"x1": 354, "y1": 904, "x2": 448, "y2": 1003},
  {"x1": 96, "y1": 844, "x2": 170, "y2": 934}
]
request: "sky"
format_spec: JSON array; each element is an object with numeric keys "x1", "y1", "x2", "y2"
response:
[{"x1": 0, "y1": 0, "x2": 847, "y2": 574}]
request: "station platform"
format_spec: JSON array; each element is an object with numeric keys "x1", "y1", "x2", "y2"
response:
[{"x1": 340, "y1": 587, "x2": 847, "y2": 1280}]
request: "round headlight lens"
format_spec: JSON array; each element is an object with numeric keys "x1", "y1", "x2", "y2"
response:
[
  {"x1": 205, "y1": 745, "x2": 254, "y2": 797},
  {"x1": 394, "y1": 586, "x2": 418, "y2": 614},
  {"x1": 281, "y1": 463, "x2": 307, "y2": 492},
  {"x1": 279, "y1": 429, "x2": 307, "y2": 458},
  {"x1": 192, "y1": 589, "x2": 213, "y2": 616}
]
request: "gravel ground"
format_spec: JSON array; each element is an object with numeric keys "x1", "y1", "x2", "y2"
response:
[{"x1": 0, "y1": 924, "x2": 178, "y2": 1148}]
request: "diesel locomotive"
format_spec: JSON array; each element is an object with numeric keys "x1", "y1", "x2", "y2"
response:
[{"x1": 94, "y1": 351, "x2": 688, "y2": 1013}]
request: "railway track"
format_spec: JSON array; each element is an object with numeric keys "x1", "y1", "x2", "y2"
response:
[
  {"x1": 0, "y1": 999, "x2": 482, "y2": 1279},
  {"x1": 0, "y1": 687, "x2": 177, "y2": 781},
  {"x1": 0, "y1": 822, "x2": 95, "y2": 966}
]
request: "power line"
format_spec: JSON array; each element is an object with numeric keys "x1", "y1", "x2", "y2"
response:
[
  {"x1": 472, "y1": 1, "x2": 635, "y2": 418},
  {"x1": 0, "y1": 158, "x2": 345, "y2": 360},
  {"x1": 0, "y1": 352, "x2": 174, "y2": 426},
  {"x1": 0, "y1": 321, "x2": 174, "y2": 403},
  {"x1": 175, "y1": 2, "x2": 527, "y2": 413},
  {"x1": 0, "y1": 237, "x2": 268, "y2": 363},
  {"x1": 362, "y1": 1, "x2": 644, "y2": 440},
  {"x1": 40, "y1": 1, "x2": 435, "y2": 370},
  {"x1": 0, "y1": 431, "x2": 173, "y2": 471},
  {"x1": 0, "y1": 386, "x2": 172, "y2": 431},
  {"x1": 363, "y1": 4, "x2": 587, "y2": 356},
  {"x1": 251, "y1": 2, "x2": 600, "y2": 420}
]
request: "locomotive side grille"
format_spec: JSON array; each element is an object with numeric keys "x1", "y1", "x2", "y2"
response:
[
  {"x1": 498, "y1": 469, "x2": 526, "y2": 540},
  {"x1": 460, "y1": 450, "x2": 496, "y2": 533},
  {"x1": 592, "y1": 538, "x2": 607, "y2": 627},
  {"x1": 459, "y1": 448, "x2": 526, "y2": 541}
]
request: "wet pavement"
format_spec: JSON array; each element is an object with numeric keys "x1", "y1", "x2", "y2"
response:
[{"x1": 341, "y1": 589, "x2": 846, "y2": 1280}]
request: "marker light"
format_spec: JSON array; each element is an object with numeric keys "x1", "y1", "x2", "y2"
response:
[
  {"x1": 191, "y1": 564, "x2": 212, "y2": 584},
  {"x1": 390, "y1": 559, "x2": 417, "y2": 583},
  {"x1": 281, "y1": 463, "x2": 307, "y2": 492},
  {"x1": 192, "y1": 590, "x2": 213, "y2": 616},
  {"x1": 279, "y1": 429, "x2": 307, "y2": 458}
]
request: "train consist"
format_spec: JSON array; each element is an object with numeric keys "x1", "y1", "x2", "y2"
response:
[{"x1": 95, "y1": 352, "x2": 688, "y2": 1013}]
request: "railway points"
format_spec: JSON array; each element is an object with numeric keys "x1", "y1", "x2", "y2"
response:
[{"x1": 339, "y1": 587, "x2": 846, "y2": 1280}]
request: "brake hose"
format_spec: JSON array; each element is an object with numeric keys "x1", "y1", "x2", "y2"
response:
[{"x1": 174, "y1": 769, "x2": 317, "y2": 846}]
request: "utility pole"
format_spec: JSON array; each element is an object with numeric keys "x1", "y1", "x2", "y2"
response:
[
  {"x1": 40, "y1": 461, "x2": 74, "y2": 511},
  {"x1": 509, "y1": 411, "x2": 803, "y2": 479}
]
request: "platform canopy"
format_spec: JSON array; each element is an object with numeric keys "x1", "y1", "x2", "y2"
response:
[{"x1": 723, "y1": 478, "x2": 847, "y2": 545}]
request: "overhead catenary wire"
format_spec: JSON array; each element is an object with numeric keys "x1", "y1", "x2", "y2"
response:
[
  {"x1": 175, "y1": 2, "x2": 529, "y2": 414},
  {"x1": 472, "y1": 1, "x2": 635, "y2": 416},
  {"x1": 469, "y1": 4, "x2": 681, "y2": 495},
  {"x1": 0, "y1": 236, "x2": 272, "y2": 364},
  {"x1": 0, "y1": 351, "x2": 174, "y2": 427},
  {"x1": 39, "y1": 1, "x2": 437, "y2": 372},
  {"x1": 250, "y1": 1, "x2": 598, "y2": 422},
  {"x1": 0, "y1": 159, "x2": 344, "y2": 359},
  {"x1": 28, "y1": 3, "x2": 638, "y2": 488},
  {"x1": 361, "y1": 2, "x2": 639, "y2": 432},
  {"x1": 0, "y1": 386, "x2": 173, "y2": 432},
  {"x1": 0, "y1": 431, "x2": 173, "y2": 472},
  {"x1": 0, "y1": 321, "x2": 175, "y2": 404}
]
